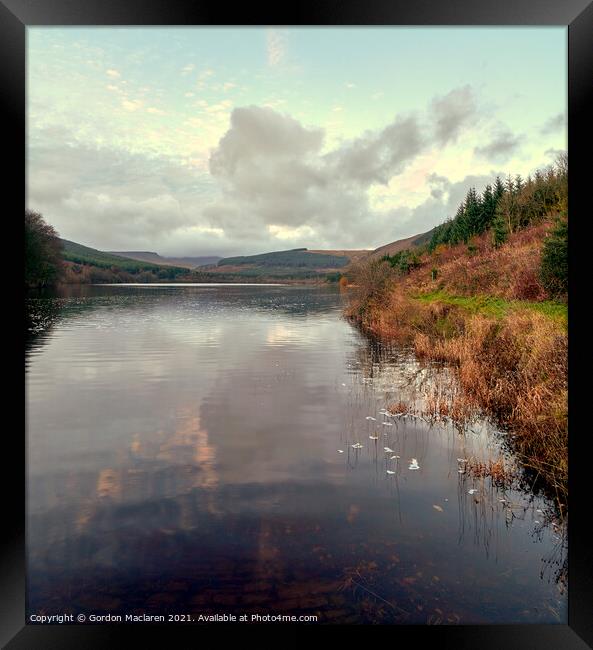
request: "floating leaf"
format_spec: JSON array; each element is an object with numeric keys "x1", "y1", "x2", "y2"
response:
[
  {"x1": 384, "y1": 447, "x2": 394, "y2": 453},
  {"x1": 386, "y1": 470, "x2": 395, "y2": 475},
  {"x1": 433, "y1": 505, "x2": 444, "y2": 512}
]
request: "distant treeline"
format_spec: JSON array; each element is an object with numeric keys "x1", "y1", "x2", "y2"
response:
[{"x1": 218, "y1": 248, "x2": 349, "y2": 269}]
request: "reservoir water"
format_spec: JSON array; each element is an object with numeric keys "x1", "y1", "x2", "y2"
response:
[{"x1": 25, "y1": 284, "x2": 566, "y2": 624}]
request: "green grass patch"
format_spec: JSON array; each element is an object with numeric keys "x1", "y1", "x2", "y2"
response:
[{"x1": 412, "y1": 290, "x2": 567, "y2": 328}]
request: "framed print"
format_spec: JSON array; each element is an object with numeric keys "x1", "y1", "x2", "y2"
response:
[{"x1": 4, "y1": 0, "x2": 592, "y2": 647}]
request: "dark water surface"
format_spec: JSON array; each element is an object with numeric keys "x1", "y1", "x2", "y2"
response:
[{"x1": 26, "y1": 284, "x2": 566, "y2": 624}]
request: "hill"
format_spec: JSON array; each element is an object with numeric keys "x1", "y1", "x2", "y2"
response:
[
  {"x1": 201, "y1": 247, "x2": 369, "y2": 281},
  {"x1": 60, "y1": 239, "x2": 189, "y2": 283},
  {"x1": 369, "y1": 229, "x2": 434, "y2": 259},
  {"x1": 218, "y1": 248, "x2": 350, "y2": 269},
  {"x1": 108, "y1": 251, "x2": 221, "y2": 269}
]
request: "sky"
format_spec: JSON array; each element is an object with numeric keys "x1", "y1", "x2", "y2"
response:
[{"x1": 27, "y1": 27, "x2": 567, "y2": 256}]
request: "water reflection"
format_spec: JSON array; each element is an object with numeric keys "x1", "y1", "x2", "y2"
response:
[{"x1": 26, "y1": 285, "x2": 566, "y2": 623}]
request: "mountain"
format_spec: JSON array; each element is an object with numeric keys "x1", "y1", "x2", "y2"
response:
[
  {"x1": 108, "y1": 251, "x2": 222, "y2": 269},
  {"x1": 369, "y1": 229, "x2": 434, "y2": 259}
]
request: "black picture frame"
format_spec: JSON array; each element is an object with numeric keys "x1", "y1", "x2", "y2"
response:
[{"x1": 5, "y1": 1, "x2": 591, "y2": 646}]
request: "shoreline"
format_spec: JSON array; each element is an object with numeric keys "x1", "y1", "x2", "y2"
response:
[{"x1": 345, "y1": 290, "x2": 567, "y2": 507}]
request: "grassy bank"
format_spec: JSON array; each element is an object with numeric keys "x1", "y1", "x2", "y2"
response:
[{"x1": 345, "y1": 220, "x2": 568, "y2": 505}]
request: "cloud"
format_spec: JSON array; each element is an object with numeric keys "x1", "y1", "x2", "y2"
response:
[
  {"x1": 209, "y1": 105, "x2": 324, "y2": 179},
  {"x1": 122, "y1": 99, "x2": 143, "y2": 112},
  {"x1": 27, "y1": 131, "x2": 222, "y2": 255},
  {"x1": 545, "y1": 147, "x2": 565, "y2": 160},
  {"x1": 266, "y1": 29, "x2": 286, "y2": 67},
  {"x1": 27, "y1": 85, "x2": 522, "y2": 256},
  {"x1": 106, "y1": 68, "x2": 120, "y2": 78},
  {"x1": 540, "y1": 112, "x2": 565, "y2": 135},
  {"x1": 329, "y1": 114, "x2": 424, "y2": 185},
  {"x1": 426, "y1": 172, "x2": 450, "y2": 200},
  {"x1": 202, "y1": 95, "x2": 481, "y2": 250},
  {"x1": 430, "y1": 85, "x2": 478, "y2": 145},
  {"x1": 385, "y1": 171, "x2": 504, "y2": 236},
  {"x1": 474, "y1": 126, "x2": 522, "y2": 162}
]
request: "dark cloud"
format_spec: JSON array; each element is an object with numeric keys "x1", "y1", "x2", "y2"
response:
[
  {"x1": 209, "y1": 105, "x2": 324, "y2": 178},
  {"x1": 427, "y1": 173, "x2": 450, "y2": 200},
  {"x1": 540, "y1": 113, "x2": 565, "y2": 135},
  {"x1": 430, "y1": 85, "x2": 478, "y2": 145},
  {"x1": 329, "y1": 115, "x2": 424, "y2": 185},
  {"x1": 474, "y1": 127, "x2": 522, "y2": 162}
]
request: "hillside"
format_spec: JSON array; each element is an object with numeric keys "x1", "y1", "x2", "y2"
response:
[
  {"x1": 369, "y1": 229, "x2": 434, "y2": 259},
  {"x1": 194, "y1": 247, "x2": 369, "y2": 281},
  {"x1": 218, "y1": 248, "x2": 350, "y2": 269},
  {"x1": 108, "y1": 251, "x2": 221, "y2": 269},
  {"x1": 60, "y1": 239, "x2": 189, "y2": 283}
]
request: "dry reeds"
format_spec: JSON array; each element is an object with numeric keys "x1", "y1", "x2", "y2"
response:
[{"x1": 466, "y1": 456, "x2": 516, "y2": 487}]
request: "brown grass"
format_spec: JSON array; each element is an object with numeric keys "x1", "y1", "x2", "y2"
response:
[{"x1": 404, "y1": 222, "x2": 554, "y2": 301}]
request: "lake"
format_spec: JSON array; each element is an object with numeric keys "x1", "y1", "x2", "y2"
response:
[{"x1": 25, "y1": 284, "x2": 566, "y2": 624}]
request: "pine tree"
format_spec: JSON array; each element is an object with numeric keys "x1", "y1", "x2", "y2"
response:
[
  {"x1": 540, "y1": 217, "x2": 568, "y2": 295},
  {"x1": 481, "y1": 184, "x2": 496, "y2": 231},
  {"x1": 491, "y1": 212, "x2": 508, "y2": 248}
]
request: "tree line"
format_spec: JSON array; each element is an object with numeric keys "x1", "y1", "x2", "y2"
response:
[
  {"x1": 427, "y1": 153, "x2": 567, "y2": 252},
  {"x1": 380, "y1": 153, "x2": 568, "y2": 296}
]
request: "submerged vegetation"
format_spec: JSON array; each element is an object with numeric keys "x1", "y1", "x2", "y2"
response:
[{"x1": 345, "y1": 154, "x2": 568, "y2": 504}]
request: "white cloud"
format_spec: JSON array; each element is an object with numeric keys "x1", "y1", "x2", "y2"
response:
[
  {"x1": 266, "y1": 29, "x2": 286, "y2": 67},
  {"x1": 122, "y1": 99, "x2": 143, "y2": 112},
  {"x1": 106, "y1": 68, "x2": 120, "y2": 78}
]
